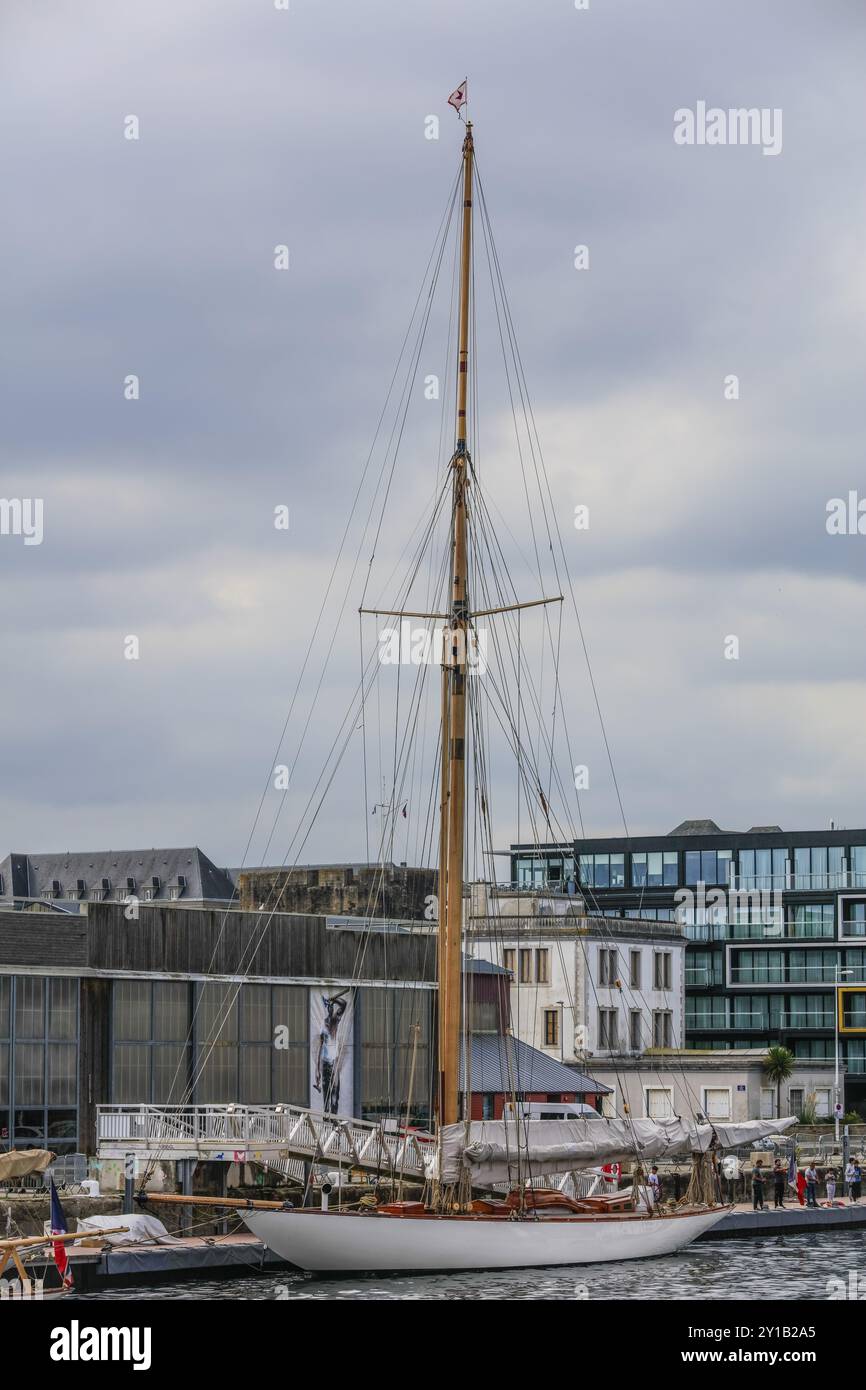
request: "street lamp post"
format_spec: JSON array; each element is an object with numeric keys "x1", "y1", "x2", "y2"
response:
[{"x1": 834, "y1": 964, "x2": 853, "y2": 1146}]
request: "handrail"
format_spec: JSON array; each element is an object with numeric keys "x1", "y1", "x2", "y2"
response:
[{"x1": 96, "y1": 1103, "x2": 432, "y2": 1179}]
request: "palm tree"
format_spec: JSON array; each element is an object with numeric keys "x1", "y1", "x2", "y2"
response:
[{"x1": 764, "y1": 1045, "x2": 795, "y2": 1118}]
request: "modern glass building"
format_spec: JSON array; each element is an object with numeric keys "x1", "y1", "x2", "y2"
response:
[{"x1": 510, "y1": 820, "x2": 866, "y2": 1115}]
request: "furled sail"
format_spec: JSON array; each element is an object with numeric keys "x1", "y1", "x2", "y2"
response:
[{"x1": 432, "y1": 1116, "x2": 797, "y2": 1186}]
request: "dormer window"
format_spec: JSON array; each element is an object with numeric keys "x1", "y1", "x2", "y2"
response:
[
  {"x1": 169, "y1": 875, "x2": 187, "y2": 901},
  {"x1": 76, "y1": 878, "x2": 86, "y2": 899}
]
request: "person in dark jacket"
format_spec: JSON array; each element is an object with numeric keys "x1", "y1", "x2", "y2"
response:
[
  {"x1": 772, "y1": 1159, "x2": 786, "y2": 1209},
  {"x1": 752, "y1": 1159, "x2": 766, "y2": 1211}
]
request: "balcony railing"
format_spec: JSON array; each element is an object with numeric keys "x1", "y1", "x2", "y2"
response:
[
  {"x1": 685, "y1": 921, "x2": 835, "y2": 943},
  {"x1": 730, "y1": 869, "x2": 866, "y2": 892},
  {"x1": 730, "y1": 967, "x2": 866, "y2": 984}
]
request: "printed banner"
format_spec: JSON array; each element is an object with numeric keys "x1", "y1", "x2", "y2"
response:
[{"x1": 309, "y1": 989, "x2": 354, "y2": 1117}]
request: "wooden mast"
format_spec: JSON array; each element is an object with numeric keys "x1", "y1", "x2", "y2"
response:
[{"x1": 438, "y1": 121, "x2": 474, "y2": 1130}]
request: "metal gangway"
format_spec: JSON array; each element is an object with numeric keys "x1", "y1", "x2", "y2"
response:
[{"x1": 96, "y1": 1104, "x2": 432, "y2": 1183}]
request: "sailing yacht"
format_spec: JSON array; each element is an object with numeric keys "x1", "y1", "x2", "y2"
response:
[{"x1": 239, "y1": 110, "x2": 795, "y2": 1273}]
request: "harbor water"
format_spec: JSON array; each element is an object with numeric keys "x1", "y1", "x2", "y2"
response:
[{"x1": 77, "y1": 1229, "x2": 863, "y2": 1300}]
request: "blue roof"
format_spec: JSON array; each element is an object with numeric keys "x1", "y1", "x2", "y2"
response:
[{"x1": 461, "y1": 1034, "x2": 610, "y2": 1094}]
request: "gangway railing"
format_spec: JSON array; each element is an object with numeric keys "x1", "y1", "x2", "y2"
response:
[{"x1": 96, "y1": 1103, "x2": 433, "y2": 1181}]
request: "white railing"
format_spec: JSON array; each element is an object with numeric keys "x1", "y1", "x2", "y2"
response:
[{"x1": 96, "y1": 1104, "x2": 432, "y2": 1180}]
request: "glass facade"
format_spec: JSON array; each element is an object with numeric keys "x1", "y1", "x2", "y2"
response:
[
  {"x1": 111, "y1": 980, "x2": 308, "y2": 1106},
  {"x1": 359, "y1": 987, "x2": 432, "y2": 1126},
  {"x1": 0, "y1": 976, "x2": 78, "y2": 1152},
  {"x1": 631, "y1": 852, "x2": 679, "y2": 888},
  {"x1": 578, "y1": 853, "x2": 625, "y2": 889},
  {"x1": 685, "y1": 849, "x2": 732, "y2": 887}
]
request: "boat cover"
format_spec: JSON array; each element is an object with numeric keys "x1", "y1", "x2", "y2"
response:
[
  {"x1": 433, "y1": 1116, "x2": 797, "y2": 1186},
  {"x1": 0, "y1": 1148, "x2": 55, "y2": 1181}
]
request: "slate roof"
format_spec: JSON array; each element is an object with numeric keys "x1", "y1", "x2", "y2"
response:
[
  {"x1": 460, "y1": 1033, "x2": 610, "y2": 1095},
  {"x1": 668, "y1": 819, "x2": 723, "y2": 835},
  {"x1": 0, "y1": 848, "x2": 236, "y2": 904}
]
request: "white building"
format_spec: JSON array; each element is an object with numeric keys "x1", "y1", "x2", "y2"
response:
[
  {"x1": 591, "y1": 1050, "x2": 837, "y2": 1124},
  {"x1": 467, "y1": 886, "x2": 686, "y2": 1069}
]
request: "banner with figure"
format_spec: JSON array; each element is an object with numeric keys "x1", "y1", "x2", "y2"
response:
[{"x1": 309, "y1": 989, "x2": 354, "y2": 1117}]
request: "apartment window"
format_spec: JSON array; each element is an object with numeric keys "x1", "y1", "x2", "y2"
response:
[
  {"x1": 631, "y1": 851, "x2": 679, "y2": 888},
  {"x1": 598, "y1": 1008, "x2": 619, "y2": 1050},
  {"x1": 645, "y1": 1087, "x2": 674, "y2": 1119},
  {"x1": 599, "y1": 949, "x2": 618, "y2": 987},
  {"x1": 629, "y1": 1010, "x2": 642, "y2": 1051},
  {"x1": 788, "y1": 904, "x2": 835, "y2": 939},
  {"x1": 852, "y1": 847, "x2": 866, "y2": 889},
  {"x1": 535, "y1": 949, "x2": 550, "y2": 985},
  {"x1": 702, "y1": 1087, "x2": 731, "y2": 1121},
  {"x1": 760, "y1": 1087, "x2": 776, "y2": 1119},
  {"x1": 543, "y1": 1009, "x2": 559, "y2": 1048},
  {"x1": 519, "y1": 949, "x2": 532, "y2": 984},
  {"x1": 841, "y1": 991, "x2": 866, "y2": 1030},
  {"x1": 578, "y1": 853, "x2": 625, "y2": 889},
  {"x1": 841, "y1": 902, "x2": 866, "y2": 939},
  {"x1": 738, "y1": 847, "x2": 788, "y2": 890},
  {"x1": 502, "y1": 948, "x2": 515, "y2": 976},
  {"x1": 685, "y1": 849, "x2": 732, "y2": 887},
  {"x1": 653, "y1": 952, "x2": 672, "y2": 990},
  {"x1": 687, "y1": 949, "x2": 722, "y2": 987},
  {"x1": 793, "y1": 846, "x2": 844, "y2": 891},
  {"x1": 652, "y1": 1011, "x2": 673, "y2": 1048},
  {"x1": 686, "y1": 994, "x2": 728, "y2": 1029},
  {"x1": 789, "y1": 1088, "x2": 804, "y2": 1115},
  {"x1": 629, "y1": 949, "x2": 641, "y2": 990}
]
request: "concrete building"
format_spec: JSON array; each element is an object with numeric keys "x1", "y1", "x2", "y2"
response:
[
  {"x1": 591, "y1": 1050, "x2": 837, "y2": 1124},
  {"x1": 0, "y1": 898, "x2": 436, "y2": 1155},
  {"x1": 0, "y1": 847, "x2": 236, "y2": 908},
  {"x1": 236, "y1": 862, "x2": 436, "y2": 921},
  {"x1": 467, "y1": 886, "x2": 687, "y2": 1069},
  {"x1": 508, "y1": 819, "x2": 866, "y2": 1115}
]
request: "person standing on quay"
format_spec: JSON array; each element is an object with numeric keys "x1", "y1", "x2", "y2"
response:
[
  {"x1": 826, "y1": 1169, "x2": 836, "y2": 1204},
  {"x1": 752, "y1": 1159, "x2": 766, "y2": 1211},
  {"x1": 851, "y1": 1160, "x2": 863, "y2": 1203},
  {"x1": 804, "y1": 1162, "x2": 819, "y2": 1208},
  {"x1": 772, "y1": 1159, "x2": 786, "y2": 1209},
  {"x1": 845, "y1": 1159, "x2": 856, "y2": 1199}
]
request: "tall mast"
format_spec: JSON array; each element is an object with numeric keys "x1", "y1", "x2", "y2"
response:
[{"x1": 438, "y1": 121, "x2": 474, "y2": 1130}]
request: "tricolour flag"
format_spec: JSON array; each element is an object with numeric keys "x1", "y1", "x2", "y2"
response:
[
  {"x1": 49, "y1": 1177, "x2": 74, "y2": 1289},
  {"x1": 448, "y1": 80, "x2": 467, "y2": 114}
]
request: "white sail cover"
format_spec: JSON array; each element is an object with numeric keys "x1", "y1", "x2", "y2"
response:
[{"x1": 432, "y1": 1116, "x2": 797, "y2": 1186}]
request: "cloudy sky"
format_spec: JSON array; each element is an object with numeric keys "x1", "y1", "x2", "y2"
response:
[{"x1": 2, "y1": 0, "x2": 865, "y2": 872}]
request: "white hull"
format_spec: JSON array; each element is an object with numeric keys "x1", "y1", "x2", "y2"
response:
[{"x1": 242, "y1": 1205, "x2": 729, "y2": 1273}]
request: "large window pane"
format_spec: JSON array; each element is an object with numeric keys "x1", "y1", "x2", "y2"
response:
[
  {"x1": 153, "y1": 1044, "x2": 190, "y2": 1103},
  {"x1": 114, "y1": 981, "x2": 151, "y2": 1041},
  {"x1": 0, "y1": 978, "x2": 10, "y2": 1037},
  {"x1": 113, "y1": 1043, "x2": 149, "y2": 1102},
  {"x1": 15, "y1": 1042, "x2": 44, "y2": 1104},
  {"x1": 241, "y1": 985, "x2": 271, "y2": 1042},
  {"x1": 153, "y1": 983, "x2": 189, "y2": 1041},
  {"x1": 48, "y1": 978, "x2": 77, "y2": 1040},
  {"x1": 15, "y1": 978, "x2": 44, "y2": 1039},
  {"x1": 47, "y1": 1043, "x2": 76, "y2": 1104}
]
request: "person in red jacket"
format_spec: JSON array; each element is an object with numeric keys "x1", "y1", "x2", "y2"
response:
[{"x1": 795, "y1": 1169, "x2": 806, "y2": 1206}]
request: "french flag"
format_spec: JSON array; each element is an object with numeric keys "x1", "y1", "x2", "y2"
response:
[{"x1": 49, "y1": 1178, "x2": 73, "y2": 1289}]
